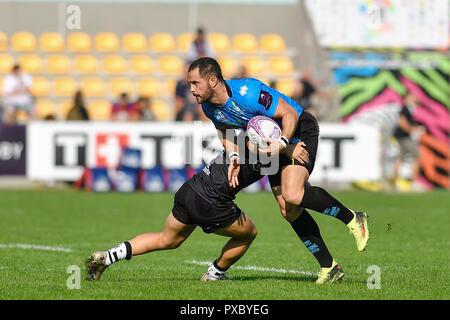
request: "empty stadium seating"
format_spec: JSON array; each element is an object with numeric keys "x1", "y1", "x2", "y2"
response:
[
  {"x1": 150, "y1": 33, "x2": 176, "y2": 53},
  {"x1": 80, "y1": 77, "x2": 106, "y2": 97},
  {"x1": 95, "y1": 32, "x2": 120, "y2": 52},
  {"x1": 129, "y1": 55, "x2": 154, "y2": 74},
  {"x1": 46, "y1": 55, "x2": 71, "y2": 74},
  {"x1": 177, "y1": 33, "x2": 193, "y2": 53},
  {"x1": 87, "y1": 100, "x2": 111, "y2": 120},
  {"x1": 208, "y1": 33, "x2": 231, "y2": 54},
  {"x1": 109, "y1": 77, "x2": 134, "y2": 96},
  {"x1": 122, "y1": 32, "x2": 147, "y2": 52},
  {"x1": 102, "y1": 55, "x2": 127, "y2": 74},
  {"x1": 137, "y1": 77, "x2": 162, "y2": 98},
  {"x1": 11, "y1": 32, "x2": 37, "y2": 52},
  {"x1": 31, "y1": 77, "x2": 50, "y2": 97},
  {"x1": 39, "y1": 32, "x2": 65, "y2": 52},
  {"x1": 232, "y1": 33, "x2": 258, "y2": 54},
  {"x1": 0, "y1": 54, "x2": 14, "y2": 73},
  {"x1": 74, "y1": 55, "x2": 99, "y2": 74},
  {"x1": 67, "y1": 32, "x2": 92, "y2": 52},
  {"x1": 19, "y1": 54, "x2": 43, "y2": 74},
  {"x1": 53, "y1": 77, "x2": 77, "y2": 97},
  {"x1": 0, "y1": 30, "x2": 295, "y2": 120},
  {"x1": 260, "y1": 33, "x2": 286, "y2": 54},
  {"x1": 0, "y1": 32, "x2": 8, "y2": 51}
]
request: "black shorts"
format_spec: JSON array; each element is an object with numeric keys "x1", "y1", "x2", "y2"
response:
[
  {"x1": 171, "y1": 183, "x2": 242, "y2": 234},
  {"x1": 268, "y1": 111, "x2": 319, "y2": 188}
]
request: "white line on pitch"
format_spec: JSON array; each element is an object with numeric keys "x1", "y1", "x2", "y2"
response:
[
  {"x1": 0, "y1": 243, "x2": 73, "y2": 253},
  {"x1": 185, "y1": 259, "x2": 316, "y2": 276}
]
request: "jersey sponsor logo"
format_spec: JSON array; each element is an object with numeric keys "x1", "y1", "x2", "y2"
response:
[
  {"x1": 239, "y1": 85, "x2": 248, "y2": 96},
  {"x1": 215, "y1": 110, "x2": 227, "y2": 121},
  {"x1": 258, "y1": 90, "x2": 273, "y2": 110}
]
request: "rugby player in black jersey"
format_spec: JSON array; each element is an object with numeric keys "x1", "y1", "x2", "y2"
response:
[{"x1": 86, "y1": 148, "x2": 266, "y2": 282}]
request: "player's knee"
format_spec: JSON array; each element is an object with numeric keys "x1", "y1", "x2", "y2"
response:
[
  {"x1": 159, "y1": 234, "x2": 183, "y2": 249},
  {"x1": 248, "y1": 226, "x2": 258, "y2": 241},
  {"x1": 282, "y1": 189, "x2": 303, "y2": 207}
]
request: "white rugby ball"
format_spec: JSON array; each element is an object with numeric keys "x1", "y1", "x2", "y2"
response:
[{"x1": 247, "y1": 116, "x2": 282, "y2": 149}]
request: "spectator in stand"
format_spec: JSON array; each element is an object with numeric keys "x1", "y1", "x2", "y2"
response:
[
  {"x1": 392, "y1": 92, "x2": 425, "y2": 191},
  {"x1": 186, "y1": 27, "x2": 216, "y2": 62},
  {"x1": 136, "y1": 96, "x2": 154, "y2": 121},
  {"x1": 111, "y1": 93, "x2": 139, "y2": 121},
  {"x1": 2, "y1": 64, "x2": 34, "y2": 124},
  {"x1": 67, "y1": 90, "x2": 89, "y2": 121},
  {"x1": 291, "y1": 69, "x2": 329, "y2": 118},
  {"x1": 175, "y1": 62, "x2": 207, "y2": 122}
]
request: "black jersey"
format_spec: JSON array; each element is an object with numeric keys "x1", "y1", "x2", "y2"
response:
[{"x1": 187, "y1": 151, "x2": 264, "y2": 204}]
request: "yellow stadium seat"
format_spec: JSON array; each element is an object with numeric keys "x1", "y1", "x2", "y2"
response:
[
  {"x1": 31, "y1": 77, "x2": 50, "y2": 97},
  {"x1": 268, "y1": 56, "x2": 294, "y2": 76},
  {"x1": 0, "y1": 32, "x2": 7, "y2": 51},
  {"x1": 53, "y1": 77, "x2": 78, "y2": 97},
  {"x1": 232, "y1": 33, "x2": 258, "y2": 54},
  {"x1": 59, "y1": 100, "x2": 75, "y2": 119},
  {"x1": 39, "y1": 32, "x2": 64, "y2": 52},
  {"x1": 164, "y1": 78, "x2": 177, "y2": 97},
  {"x1": 80, "y1": 77, "x2": 106, "y2": 97},
  {"x1": 46, "y1": 55, "x2": 71, "y2": 74},
  {"x1": 35, "y1": 99, "x2": 56, "y2": 119},
  {"x1": 122, "y1": 32, "x2": 147, "y2": 52},
  {"x1": 158, "y1": 55, "x2": 182, "y2": 75},
  {"x1": 150, "y1": 33, "x2": 176, "y2": 53},
  {"x1": 151, "y1": 99, "x2": 171, "y2": 121},
  {"x1": 208, "y1": 33, "x2": 231, "y2": 54},
  {"x1": 12, "y1": 32, "x2": 37, "y2": 52},
  {"x1": 260, "y1": 34, "x2": 286, "y2": 54},
  {"x1": 87, "y1": 100, "x2": 111, "y2": 120},
  {"x1": 16, "y1": 110, "x2": 29, "y2": 122},
  {"x1": 241, "y1": 56, "x2": 265, "y2": 77},
  {"x1": 109, "y1": 77, "x2": 134, "y2": 96},
  {"x1": 0, "y1": 54, "x2": 14, "y2": 73},
  {"x1": 217, "y1": 56, "x2": 238, "y2": 78},
  {"x1": 102, "y1": 55, "x2": 127, "y2": 74},
  {"x1": 136, "y1": 78, "x2": 162, "y2": 98},
  {"x1": 177, "y1": 33, "x2": 193, "y2": 53},
  {"x1": 129, "y1": 55, "x2": 154, "y2": 75},
  {"x1": 275, "y1": 78, "x2": 295, "y2": 97},
  {"x1": 74, "y1": 55, "x2": 99, "y2": 74},
  {"x1": 19, "y1": 54, "x2": 43, "y2": 74},
  {"x1": 67, "y1": 32, "x2": 92, "y2": 52},
  {"x1": 95, "y1": 32, "x2": 120, "y2": 52}
]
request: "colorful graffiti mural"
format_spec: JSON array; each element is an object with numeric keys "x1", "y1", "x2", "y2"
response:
[{"x1": 328, "y1": 50, "x2": 449, "y2": 189}]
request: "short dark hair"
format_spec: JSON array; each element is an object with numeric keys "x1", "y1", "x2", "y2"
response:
[{"x1": 188, "y1": 57, "x2": 224, "y2": 82}]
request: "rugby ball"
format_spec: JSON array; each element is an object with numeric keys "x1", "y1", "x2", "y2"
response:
[{"x1": 247, "y1": 116, "x2": 282, "y2": 149}]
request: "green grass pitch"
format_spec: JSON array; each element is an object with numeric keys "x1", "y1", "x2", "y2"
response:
[{"x1": 0, "y1": 189, "x2": 448, "y2": 300}]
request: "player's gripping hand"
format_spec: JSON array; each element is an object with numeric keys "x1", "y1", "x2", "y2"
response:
[
  {"x1": 228, "y1": 155, "x2": 240, "y2": 188},
  {"x1": 285, "y1": 142, "x2": 309, "y2": 164},
  {"x1": 258, "y1": 137, "x2": 284, "y2": 157}
]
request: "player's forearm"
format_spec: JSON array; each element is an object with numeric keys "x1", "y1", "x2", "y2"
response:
[{"x1": 279, "y1": 108, "x2": 298, "y2": 141}]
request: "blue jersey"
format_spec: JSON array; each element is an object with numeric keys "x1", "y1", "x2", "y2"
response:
[{"x1": 202, "y1": 78, "x2": 303, "y2": 131}]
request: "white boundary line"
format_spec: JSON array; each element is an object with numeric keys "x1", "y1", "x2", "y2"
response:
[
  {"x1": 186, "y1": 259, "x2": 316, "y2": 276},
  {"x1": 0, "y1": 243, "x2": 73, "y2": 253}
]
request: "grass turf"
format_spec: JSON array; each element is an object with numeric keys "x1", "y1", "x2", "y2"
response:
[{"x1": 0, "y1": 189, "x2": 448, "y2": 300}]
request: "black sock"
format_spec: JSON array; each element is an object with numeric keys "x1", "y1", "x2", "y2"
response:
[
  {"x1": 290, "y1": 209, "x2": 333, "y2": 268},
  {"x1": 300, "y1": 183, "x2": 354, "y2": 224},
  {"x1": 213, "y1": 259, "x2": 229, "y2": 272}
]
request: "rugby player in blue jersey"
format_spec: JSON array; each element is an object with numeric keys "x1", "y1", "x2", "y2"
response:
[{"x1": 188, "y1": 57, "x2": 370, "y2": 283}]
